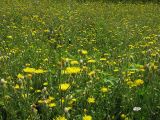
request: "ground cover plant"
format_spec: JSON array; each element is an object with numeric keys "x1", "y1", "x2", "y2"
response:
[{"x1": 0, "y1": 0, "x2": 160, "y2": 120}]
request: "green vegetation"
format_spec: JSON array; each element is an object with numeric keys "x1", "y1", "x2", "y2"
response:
[{"x1": 0, "y1": 0, "x2": 160, "y2": 120}]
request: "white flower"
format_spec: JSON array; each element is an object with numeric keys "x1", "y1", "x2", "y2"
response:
[
  {"x1": 133, "y1": 107, "x2": 141, "y2": 111},
  {"x1": 80, "y1": 59, "x2": 83, "y2": 63},
  {"x1": 1, "y1": 78, "x2": 7, "y2": 84}
]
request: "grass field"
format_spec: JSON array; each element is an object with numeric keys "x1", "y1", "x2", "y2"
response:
[{"x1": 0, "y1": 1, "x2": 160, "y2": 120}]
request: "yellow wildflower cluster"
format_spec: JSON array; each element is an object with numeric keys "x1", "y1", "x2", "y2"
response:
[
  {"x1": 62, "y1": 67, "x2": 81, "y2": 74},
  {"x1": 55, "y1": 116, "x2": 67, "y2": 120},
  {"x1": 38, "y1": 96, "x2": 56, "y2": 108},
  {"x1": 1, "y1": 1, "x2": 160, "y2": 120},
  {"x1": 83, "y1": 115, "x2": 92, "y2": 120},
  {"x1": 127, "y1": 79, "x2": 144, "y2": 88},
  {"x1": 23, "y1": 67, "x2": 47, "y2": 74}
]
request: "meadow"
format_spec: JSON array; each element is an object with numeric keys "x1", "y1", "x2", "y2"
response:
[{"x1": 0, "y1": 0, "x2": 160, "y2": 120}]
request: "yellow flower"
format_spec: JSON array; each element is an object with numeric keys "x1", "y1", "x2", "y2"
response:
[
  {"x1": 56, "y1": 116, "x2": 67, "y2": 120},
  {"x1": 38, "y1": 100, "x2": 44, "y2": 104},
  {"x1": 25, "y1": 63, "x2": 30, "y2": 66},
  {"x1": 22, "y1": 94, "x2": 27, "y2": 98},
  {"x1": 82, "y1": 66, "x2": 88, "y2": 71},
  {"x1": 35, "y1": 89, "x2": 41, "y2": 93},
  {"x1": 14, "y1": 84, "x2": 20, "y2": 89},
  {"x1": 128, "y1": 71, "x2": 135, "y2": 75},
  {"x1": 43, "y1": 82, "x2": 48, "y2": 86},
  {"x1": 34, "y1": 69, "x2": 47, "y2": 74},
  {"x1": 23, "y1": 67, "x2": 36, "y2": 73},
  {"x1": 62, "y1": 67, "x2": 81, "y2": 74},
  {"x1": 83, "y1": 115, "x2": 92, "y2": 120},
  {"x1": 84, "y1": 109, "x2": 87, "y2": 113},
  {"x1": 27, "y1": 74, "x2": 32, "y2": 79},
  {"x1": 150, "y1": 63, "x2": 158, "y2": 70},
  {"x1": 100, "y1": 58, "x2": 107, "y2": 61},
  {"x1": 88, "y1": 71, "x2": 95, "y2": 77},
  {"x1": 44, "y1": 29, "x2": 49, "y2": 33},
  {"x1": 87, "y1": 59, "x2": 96, "y2": 63},
  {"x1": 121, "y1": 114, "x2": 126, "y2": 119},
  {"x1": 48, "y1": 103, "x2": 56, "y2": 108},
  {"x1": 61, "y1": 98, "x2": 65, "y2": 104},
  {"x1": 70, "y1": 60, "x2": 79, "y2": 65},
  {"x1": 17, "y1": 73, "x2": 24, "y2": 79},
  {"x1": 134, "y1": 79, "x2": 144, "y2": 86},
  {"x1": 48, "y1": 96, "x2": 55, "y2": 101},
  {"x1": 100, "y1": 87, "x2": 108, "y2": 93},
  {"x1": 64, "y1": 107, "x2": 72, "y2": 112},
  {"x1": 23, "y1": 67, "x2": 47, "y2": 74},
  {"x1": 59, "y1": 83, "x2": 70, "y2": 91},
  {"x1": 44, "y1": 99, "x2": 51, "y2": 104},
  {"x1": 87, "y1": 97, "x2": 95, "y2": 104},
  {"x1": 127, "y1": 81, "x2": 135, "y2": 88},
  {"x1": 30, "y1": 87, "x2": 34, "y2": 90},
  {"x1": 81, "y1": 50, "x2": 88, "y2": 55}
]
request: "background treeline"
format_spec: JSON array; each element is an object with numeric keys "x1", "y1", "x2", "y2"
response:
[
  {"x1": 75, "y1": 0, "x2": 160, "y2": 3},
  {"x1": 55, "y1": 0, "x2": 160, "y2": 3}
]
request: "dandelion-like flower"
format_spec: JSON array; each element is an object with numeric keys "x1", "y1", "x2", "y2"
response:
[
  {"x1": 83, "y1": 115, "x2": 92, "y2": 120},
  {"x1": 134, "y1": 79, "x2": 144, "y2": 86},
  {"x1": 14, "y1": 84, "x2": 20, "y2": 89},
  {"x1": 23, "y1": 67, "x2": 36, "y2": 73},
  {"x1": 34, "y1": 69, "x2": 47, "y2": 74},
  {"x1": 81, "y1": 50, "x2": 88, "y2": 55},
  {"x1": 59, "y1": 83, "x2": 70, "y2": 91},
  {"x1": 88, "y1": 71, "x2": 95, "y2": 77},
  {"x1": 120, "y1": 114, "x2": 126, "y2": 119},
  {"x1": 100, "y1": 58, "x2": 107, "y2": 61},
  {"x1": 55, "y1": 116, "x2": 67, "y2": 120},
  {"x1": 48, "y1": 103, "x2": 56, "y2": 108},
  {"x1": 23, "y1": 67, "x2": 47, "y2": 74},
  {"x1": 100, "y1": 87, "x2": 108, "y2": 93},
  {"x1": 70, "y1": 60, "x2": 79, "y2": 65},
  {"x1": 87, "y1": 97, "x2": 95, "y2": 104},
  {"x1": 64, "y1": 107, "x2": 72, "y2": 113},
  {"x1": 62, "y1": 67, "x2": 81, "y2": 74},
  {"x1": 87, "y1": 59, "x2": 96, "y2": 63},
  {"x1": 17, "y1": 73, "x2": 24, "y2": 79}
]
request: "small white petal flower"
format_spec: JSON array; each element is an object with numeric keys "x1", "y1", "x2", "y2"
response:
[
  {"x1": 133, "y1": 107, "x2": 141, "y2": 111},
  {"x1": 80, "y1": 59, "x2": 83, "y2": 63},
  {"x1": 1, "y1": 78, "x2": 7, "y2": 84}
]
